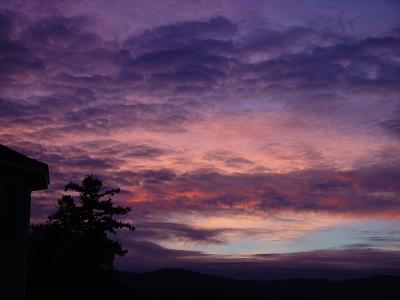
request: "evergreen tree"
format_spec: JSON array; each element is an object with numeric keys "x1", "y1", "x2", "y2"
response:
[{"x1": 30, "y1": 175, "x2": 135, "y2": 274}]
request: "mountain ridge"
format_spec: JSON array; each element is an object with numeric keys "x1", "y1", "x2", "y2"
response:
[{"x1": 115, "y1": 268, "x2": 400, "y2": 300}]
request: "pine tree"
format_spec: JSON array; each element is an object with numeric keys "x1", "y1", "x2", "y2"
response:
[{"x1": 30, "y1": 175, "x2": 135, "y2": 274}]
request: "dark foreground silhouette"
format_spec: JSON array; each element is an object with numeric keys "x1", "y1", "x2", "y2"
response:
[
  {"x1": 0, "y1": 144, "x2": 49, "y2": 298},
  {"x1": 28, "y1": 268, "x2": 400, "y2": 300},
  {"x1": 30, "y1": 175, "x2": 135, "y2": 276}
]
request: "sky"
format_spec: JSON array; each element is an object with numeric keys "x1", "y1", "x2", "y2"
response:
[{"x1": 1, "y1": 0, "x2": 400, "y2": 279}]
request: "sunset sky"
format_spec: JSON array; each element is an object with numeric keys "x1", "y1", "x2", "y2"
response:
[{"x1": 1, "y1": 0, "x2": 400, "y2": 279}]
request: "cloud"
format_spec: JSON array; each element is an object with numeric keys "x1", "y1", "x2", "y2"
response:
[
  {"x1": 381, "y1": 107, "x2": 400, "y2": 138},
  {"x1": 123, "y1": 165, "x2": 400, "y2": 217},
  {"x1": 26, "y1": 15, "x2": 96, "y2": 47},
  {"x1": 2, "y1": 8, "x2": 399, "y2": 140},
  {"x1": 124, "y1": 16, "x2": 237, "y2": 53},
  {"x1": 22, "y1": 148, "x2": 400, "y2": 219},
  {"x1": 204, "y1": 150, "x2": 254, "y2": 169},
  {"x1": 115, "y1": 239, "x2": 208, "y2": 270},
  {"x1": 0, "y1": 10, "x2": 43, "y2": 82},
  {"x1": 132, "y1": 222, "x2": 227, "y2": 244},
  {"x1": 2, "y1": 9, "x2": 399, "y2": 233}
]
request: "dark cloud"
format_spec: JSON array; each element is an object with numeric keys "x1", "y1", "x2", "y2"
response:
[
  {"x1": 123, "y1": 239, "x2": 205, "y2": 259},
  {"x1": 115, "y1": 239, "x2": 208, "y2": 271},
  {"x1": 243, "y1": 37, "x2": 400, "y2": 87},
  {"x1": 2, "y1": 9, "x2": 399, "y2": 139},
  {"x1": 0, "y1": 10, "x2": 43, "y2": 81},
  {"x1": 125, "y1": 166, "x2": 400, "y2": 216},
  {"x1": 0, "y1": 98, "x2": 25, "y2": 118},
  {"x1": 140, "y1": 169, "x2": 176, "y2": 184},
  {"x1": 383, "y1": 119, "x2": 400, "y2": 136},
  {"x1": 133, "y1": 222, "x2": 227, "y2": 244},
  {"x1": 0, "y1": 9, "x2": 12, "y2": 37},
  {"x1": 119, "y1": 17, "x2": 240, "y2": 95},
  {"x1": 26, "y1": 15, "x2": 95, "y2": 46},
  {"x1": 204, "y1": 150, "x2": 254, "y2": 168},
  {"x1": 61, "y1": 102, "x2": 192, "y2": 132},
  {"x1": 0, "y1": 96, "x2": 195, "y2": 135},
  {"x1": 125, "y1": 16, "x2": 237, "y2": 53},
  {"x1": 102, "y1": 144, "x2": 168, "y2": 159},
  {"x1": 381, "y1": 107, "x2": 400, "y2": 138},
  {"x1": 366, "y1": 236, "x2": 400, "y2": 243},
  {"x1": 120, "y1": 47, "x2": 232, "y2": 94},
  {"x1": 241, "y1": 25, "x2": 350, "y2": 60}
]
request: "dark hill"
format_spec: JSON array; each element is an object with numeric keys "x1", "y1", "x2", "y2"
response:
[
  {"x1": 28, "y1": 267, "x2": 400, "y2": 299},
  {"x1": 116, "y1": 268, "x2": 400, "y2": 300}
]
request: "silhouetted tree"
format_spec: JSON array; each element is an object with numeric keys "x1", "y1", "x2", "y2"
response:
[{"x1": 29, "y1": 175, "x2": 135, "y2": 296}]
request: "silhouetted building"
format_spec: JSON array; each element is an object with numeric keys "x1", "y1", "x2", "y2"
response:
[{"x1": 0, "y1": 144, "x2": 49, "y2": 298}]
